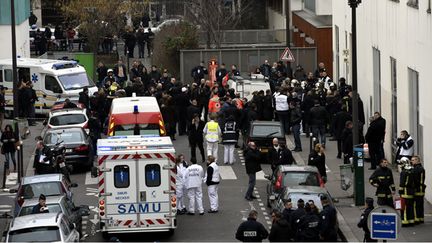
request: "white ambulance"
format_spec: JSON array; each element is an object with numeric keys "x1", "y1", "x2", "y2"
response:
[
  {"x1": 96, "y1": 136, "x2": 177, "y2": 237},
  {"x1": 0, "y1": 58, "x2": 97, "y2": 116}
]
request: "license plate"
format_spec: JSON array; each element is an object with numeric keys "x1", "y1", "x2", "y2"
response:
[
  {"x1": 66, "y1": 149, "x2": 73, "y2": 153},
  {"x1": 260, "y1": 148, "x2": 268, "y2": 153}
]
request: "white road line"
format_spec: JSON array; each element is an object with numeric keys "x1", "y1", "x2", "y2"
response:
[
  {"x1": 219, "y1": 166, "x2": 237, "y2": 180},
  {"x1": 267, "y1": 221, "x2": 272, "y2": 225},
  {"x1": 262, "y1": 212, "x2": 268, "y2": 216},
  {"x1": 256, "y1": 171, "x2": 267, "y2": 180},
  {"x1": 264, "y1": 216, "x2": 270, "y2": 220},
  {"x1": 86, "y1": 188, "x2": 98, "y2": 192},
  {"x1": 261, "y1": 207, "x2": 266, "y2": 211},
  {"x1": 0, "y1": 209, "x2": 11, "y2": 212},
  {"x1": 0, "y1": 192, "x2": 15, "y2": 196},
  {"x1": 0, "y1": 205, "x2": 12, "y2": 208},
  {"x1": 5, "y1": 172, "x2": 18, "y2": 186},
  {"x1": 86, "y1": 193, "x2": 96, "y2": 196},
  {"x1": 85, "y1": 172, "x2": 98, "y2": 185},
  {"x1": 257, "y1": 198, "x2": 262, "y2": 202},
  {"x1": 258, "y1": 203, "x2": 264, "y2": 206}
]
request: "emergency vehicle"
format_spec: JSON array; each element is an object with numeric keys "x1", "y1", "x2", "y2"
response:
[
  {"x1": 96, "y1": 136, "x2": 177, "y2": 236},
  {"x1": 107, "y1": 95, "x2": 166, "y2": 136},
  {"x1": 0, "y1": 58, "x2": 97, "y2": 116}
]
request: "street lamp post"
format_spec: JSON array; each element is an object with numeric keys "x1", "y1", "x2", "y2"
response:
[
  {"x1": 10, "y1": 0, "x2": 19, "y2": 118},
  {"x1": 348, "y1": 0, "x2": 364, "y2": 206},
  {"x1": 285, "y1": 0, "x2": 291, "y2": 76}
]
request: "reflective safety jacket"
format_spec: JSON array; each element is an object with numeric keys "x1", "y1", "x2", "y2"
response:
[
  {"x1": 413, "y1": 164, "x2": 426, "y2": 196},
  {"x1": 369, "y1": 166, "x2": 395, "y2": 198},
  {"x1": 399, "y1": 169, "x2": 415, "y2": 199},
  {"x1": 203, "y1": 120, "x2": 222, "y2": 143}
]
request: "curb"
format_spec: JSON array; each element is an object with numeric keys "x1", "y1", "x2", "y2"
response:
[{"x1": 285, "y1": 134, "x2": 360, "y2": 242}]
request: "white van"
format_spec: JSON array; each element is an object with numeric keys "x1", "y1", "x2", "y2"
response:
[
  {"x1": 96, "y1": 136, "x2": 177, "y2": 237},
  {"x1": 0, "y1": 58, "x2": 97, "y2": 116}
]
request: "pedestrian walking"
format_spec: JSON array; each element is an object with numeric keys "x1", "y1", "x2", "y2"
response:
[
  {"x1": 222, "y1": 115, "x2": 238, "y2": 165},
  {"x1": 411, "y1": 155, "x2": 425, "y2": 224},
  {"x1": 268, "y1": 138, "x2": 281, "y2": 173},
  {"x1": 269, "y1": 210, "x2": 291, "y2": 242},
  {"x1": 309, "y1": 99, "x2": 328, "y2": 148},
  {"x1": 235, "y1": 210, "x2": 269, "y2": 242},
  {"x1": 357, "y1": 197, "x2": 377, "y2": 242},
  {"x1": 274, "y1": 87, "x2": 290, "y2": 135},
  {"x1": 289, "y1": 101, "x2": 302, "y2": 151},
  {"x1": 278, "y1": 143, "x2": 295, "y2": 165},
  {"x1": 184, "y1": 157, "x2": 205, "y2": 215},
  {"x1": 365, "y1": 112, "x2": 386, "y2": 170},
  {"x1": 319, "y1": 195, "x2": 338, "y2": 241},
  {"x1": 188, "y1": 114, "x2": 206, "y2": 163},
  {"x1": 342, "y1": 121, "x2": 354, "y2": 164},
  {"x1": 333, "y1": 106, "x2": 352, "y2": 159},
  {"x1": 205, "y1": 155, "x2": 220, "y2": 213},
  {"x1": 398, "y1": 157, "x2": 415, "y2": 227},
  {"x1": 244, "y1": 142, "x2": 262, "y2": 201},
  {"x1": 0, "y1": 86, "x2": 6, "y2": 131},
  {"x1": 369, "y1": 158, "x2": 395, "y2": 207},
  {"x1": 308, "y1": 143, "x2": 327, "y2": 182},
  {"x1": 296, "y1": 202, "x2": 320, "y2": 242},
  {"x1": 203, "y1": 113, "x2": 222, "y2": 162},
  {"x1": 1, "y1": 125, "x2": 18, "y2": 175},
  {"x1": 175, "y1": 155, "x2": 188, "y2": 215},
  {"x1": 395, "y1": 130, "x2": 414, "y2": 163}
]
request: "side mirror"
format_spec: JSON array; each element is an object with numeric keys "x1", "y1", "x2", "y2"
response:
[
  {"x1": 269, "y1": 195, "x2": 276, "y2": 201},
  {"x1": 70, "y1": 183, "x2": 78, "y2": 188},
  {"x1": 91, "y1": 167, "x2": 98, "y2": 178}
]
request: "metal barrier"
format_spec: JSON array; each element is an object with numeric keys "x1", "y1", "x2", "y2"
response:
[
  {"x1": 198, "y1": 29, "x2": 287, "y2": 45},
  {"x1": 180, "y1": 47, "x2": 317, "y2": 83}
]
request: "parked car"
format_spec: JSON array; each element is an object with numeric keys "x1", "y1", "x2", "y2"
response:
[
  {"x1": 227, "y1": 74, "x2": 271, "y2": 101},
  {"x1": 10, "y1": 174, "x2": 77, "y2": 217},
  {"x1": 17, "y1": 195, "x2": 90, "y2": 237},
  {"x1": 243, "y1": 121, "x2": 286, "y2": 156},
  {"x1": 45, "y1": 108, "x2": 89, "y2": 133},
  {"x1": 145, "y1": 18, "x2": 181, "y2": 33},
  {"x1": 6, "y1": 212, "x2": 80, "y2": 242},
  {"x1": 43, "y1": 127, "x2": 94, "y2": 170},
  {"x1": 265, "y1": 165, "x2": 324, "y2": 207}
]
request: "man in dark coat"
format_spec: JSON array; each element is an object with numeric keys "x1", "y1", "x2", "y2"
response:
[
  {"x1": 290, "y1": 199, "x2": 306, "y2": 235},
  {"x1": 365, "y1": 112, "x2": 386, "y2": 170},
  {"x1": 235, "y1": 210, "x2": 269, "y2": 242},
  {"x1": 244, "y1": 142, "x2": 262, "y2": 201},
  {"x1": 296, "y1": 202, "x2": 320, "y2": 242},
  {"x1": 191, "y1": 62, "x2": 208, "y2": 85},
  {"x1": 78, "y1": 87, "x2": 90, "y2": 109},
  {"x1": 188, "y1": 114, "x2": 205, "y2": 163},
  {"x1": 262, "y1": 89, "x2": 274, "y2": 121},
  {"x1": 216, "y1": 63, "x2": 228, "y2": 87},
  {"x1": 357, "y1": 197, "x2": 377, "y2": 242},
  {"x1": 342, "y1": 121, "x2": 354, "y2": 164},
  {"x1": 269, "y1": 210, "x2": 292, "y2": 242},
  {"x1": 186, "y1": 99, "x2": 201, "y2": 123},
  {"x1": 333, "y1": 106, "x2": 352, "y2": 159},
  {"x1": 175, "y1": 87, "x2": 190, "y2": 135},
  {"x1": 319, "y1": 195, "x2": 338, "y2": 241},
  {"x1": 309, "y1": 99, "x2": 328, "y2": 147}
]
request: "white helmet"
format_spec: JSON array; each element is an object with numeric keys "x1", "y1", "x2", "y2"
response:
[
  {"x1": 301, "y1": 81, "x2": 308, "y2": 89},
  {"x1": 290, "y1": 79, "x2": 299, "y2": 87}
]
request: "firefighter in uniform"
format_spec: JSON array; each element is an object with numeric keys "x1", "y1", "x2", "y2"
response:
[
  {"x1": 205, "y1": 155, "x2": 220, "y2": 213},
  {"x1": 411, "y1": 155, "x2": 426, "y2": 224},
  {"x1": 357, "y1": 197, "x2": 377, "y2": 242},
  {"x1": 369, "y1": 158, "x2": 396, "y2": 208},
  {"x1": 222, "y1": 115, "x2": 238, "y2": 165},
  {"x1": 203, "y1": 113, "x2": 222, "y2": 162},
  {"x1": 398, "y1": 157, "x2": 415, "y2": 227}
]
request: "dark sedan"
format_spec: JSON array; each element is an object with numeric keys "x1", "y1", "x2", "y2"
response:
[
  {"x1": 244, "y1": 121, "x2": 286, "y2": 155},
  {"x1": 43, "y1": 127, "x2": 94, "y2": 171}
]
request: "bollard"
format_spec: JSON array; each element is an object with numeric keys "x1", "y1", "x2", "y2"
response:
[
  {"x1": 2, "y1": 162, "x2": 6, "y2": 189},
  {"x1": 309, "y1": 133, "x2": 314, "y2": 153}
]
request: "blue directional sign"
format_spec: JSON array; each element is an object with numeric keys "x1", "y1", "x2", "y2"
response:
[{"x1": 370, "y1": 212, "x2": 398, "y2": 240}]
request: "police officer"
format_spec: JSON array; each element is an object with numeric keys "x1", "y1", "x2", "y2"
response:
[
  {"x1": 290, "y1": 199, "x2": 306, "y2": 235},
  {"x1": 235, "y1": 210, "x2": 269, "y2": 242},
  {"x1": 357, "y1": 197, "x2": 377, "y2": 242},
  {"x1": 184, "y1": 157, "x2": 205, "y2": 215},
  {"x1": 319, "y1": 195, "x2": 337, "y2": 241},
  {"x1": 411, "y1": 155, "x2": 426, "y2": 224},
  {"x1": 203, "y1": 113, "x2": 222, "y2": 162},
  {"x1": 398, "y1": 157, "x2": 415, "y2": 227},
  {"x1": 205, "y1": 155, "x2": 220, "y2": 213},
  {"x1": 369, "y1": 158, "x2": 396, "y2": 207},
  {"x1": 296, "y1": 202, "x2": 320, "y2": 242},
  {"x1": 222, "y1": 115, "x2": 238, "y2": 165}
]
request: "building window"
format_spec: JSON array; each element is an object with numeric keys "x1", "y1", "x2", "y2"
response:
[
  {"x1": 372, "y1": 48, "x2": 381, "y2": 113},
  {"x1": 4, "y1": 69, "x2": 12, "y2": 82},
  {"x1": 268, "y1": 0, "x2": 283, "y2": 14},
  {"x1": 304, "y1": 0, "x2": 316, "y2": 13},
  {"x1": 408, "y1": 68, "x2": 420, "y2": 154},
  {"x1": 390, "y1": 57, "x2": 398, "y2": 144},
  {"x1": 145, "y1": 164, "x2": 161, "y2": 187},
  {"x1": 407, "y1": 0, "x2": 419, "y2": 8},
  {"x1": 114, "y1": 165, "x2": 130, "y2": 188}
]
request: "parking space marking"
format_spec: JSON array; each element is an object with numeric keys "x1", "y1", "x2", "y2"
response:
[
  {"x1": 219, "y1": 166, "x2": 237, "y2": 180},
  {"x1": 256, "y1": 171, "x2": 267, "y2": 180},
  {"x1": 85, "y1": 172, "x2": 98, "y2": 185},
  {"x1": 0, "y1": 205, "x2": 12, "y2": 208}
]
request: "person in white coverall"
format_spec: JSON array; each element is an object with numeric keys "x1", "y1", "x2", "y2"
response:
[
  {"x1": 203, "y1": 113, "x2": 222, "y2": 162},
  {"x1": 175, "y1": 155, "x2": 188, "y2": 214},
  {"x1": 205, "y1": 155, "x2": 220, "y2": 213},
  {"x1": 184, "y1": 157, "x2": 205, "y2": 215}
]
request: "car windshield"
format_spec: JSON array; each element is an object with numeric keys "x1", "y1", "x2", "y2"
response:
[
  {"x1": 8, "y1": 226, "x2": 60, "y2": 242},
  {"x1": 282, "y1": 171, "x2": 320, "y2": 187},
  {"x1": 286, "y1": 192, "x2": 327, "y2": 210},
  {"x1": 19, "y1": 182, "x2": 64, "y2": 199},
  {"x1": 49, "y1": 114, "x2": 86, "y2": 126},
  {"x1": 58, "y1": 72, "x2": 95, "y2": 90},
  {"x1": 252, "y1": 125, "x2": 282, "y2": 137},
  {"x1": 44, "y1": 131, "x2": 84, "y2": 144},
  {"x1": 19, "y1": 203, "x2": 62, "y2": 216},
  {"x1": 114, "y1": 124, "x2": 160, "y2": 136}
]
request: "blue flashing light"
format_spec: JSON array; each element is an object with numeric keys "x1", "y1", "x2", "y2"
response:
[
  {"x1": 133, "y1": 105, "x2": 139, "y2": 114},
  {"x1": 98, "y1": 146, "x2": 112, "y2": 151},
  {"x1": 52, "y1": 61, "x2": 78, "y2": 70}
]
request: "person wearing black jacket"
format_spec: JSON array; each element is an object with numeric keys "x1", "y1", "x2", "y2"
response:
[
  {"x1": 262, "y1": 90, "x2": 274, "y2": 121},
  {"x1": 411, "y1": 155, "x2": 426, "y2": 224},
  {"x1": 191, "y1": 62, "x2": 208, "y2": 85},
  {"x1": 175, "y1": 87, "x2": 190, "y2": 135},
  {"x1": 309, "y1": 99, "x2": 328, "y2": 147},
  {"x1": 357, "y1": 197, "x2": 377, "y2": 242},
  {"x1": 308, "y1": 143, "x2": 327, "y2": 182},
  {"x1": 290, "y1": 101, "x2": 303, "y2": 151},
  {"x1": 319, "y1": 195, "x2": 338, "y2": 241},
  {"x1": 235, "y1": 210, "x2": 269, "y2": 242},
  {"x1": 296, "y1": 202, "x2": 320, "y2": 242},
  {"x1": 365, "y1": 112, "x2": 386, "y2": 170},
  {"x1": 136, "y1": 27, "x2": 146, "y2": 58},
  {"x1": 78, "y1": 87, "x2": 90, "y2": 109},
  {"x1": 369, "y1": 158, "x2": 395, "y2": 207},
  {"x1": 290, "y1": 199, "x2": 306, "y2": 235},
  {"x1": 333, "y1": 106, "x2": 352, "y2": 159},
  {"x1": 244, "y1": 142, "x2": 262, "y2": 201},
  {"x1": 188, "y1": 114, "x2": 205, "y2": 163},
  {"x1": 279, "y1": 144, "x2": 295, "y2": 166},
  {"x1": 186, "y1": 99, "x2": 201, "y2": 123},
  {"x1": 198, "y1": 80, "x2": 211, "y2": 122},
  {"x1": 216, "y1": 63, "x2": 228, "y2": 86},
  {"x1": 268, "y1": 138, "x2": 281, "y2": 173},
  {"x1": 301, "y1": 91, "x2": 315, "y2": 137},
  {"x1": 269, "y1": 210, "x2": 292, "y2": 242},
  {"x1": 342, "y1": 121, "x2": 354, "y2": 165},
  {"x1": 1, "y1": 125, "x2": 18, "y2": 174},
  {"x1": 28, "y1": 82, "x2": 38, "y2": 126},
  {"x1": 206, "y1": 155, "x2": 220, "y2": 213}
]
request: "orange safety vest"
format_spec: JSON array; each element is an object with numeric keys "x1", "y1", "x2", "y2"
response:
[{"x1": 208, "y1": 95, "x2": 221, "y2": 113}]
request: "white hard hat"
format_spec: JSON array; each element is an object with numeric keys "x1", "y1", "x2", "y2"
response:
[
  {"x1": 107, "y1": 69, "x2": 113, "y2": 73},
  {"x1": 181, "y1": 87, "x2": 187, "y2": 92}
]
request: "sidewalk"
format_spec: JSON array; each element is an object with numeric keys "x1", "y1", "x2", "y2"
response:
[{"x1": 285, "y1": 132, "x2": 432, "y2": 242}]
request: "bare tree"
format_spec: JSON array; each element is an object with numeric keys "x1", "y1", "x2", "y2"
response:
[{"x1": 184, "y1": 0, "x2": 253, "y2": 48}]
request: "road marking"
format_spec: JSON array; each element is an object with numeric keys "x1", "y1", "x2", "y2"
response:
[
  {"x1": 256, "y1": 171, "x2": 267, "y2": 180},
  {"x1": 89, "y1": 214, "x2": 99, "y2": 225},
  {"x1": 262, "y1": 211, "x2": 268, "y2": 215},
  {"x1": 0, "y1": 192, "x2": 15, "y2": 196},
  {"x1": 86, "y1": 188, "x2": 98, "y2": 192},
  {"x1": 264, "y1": 216, "x2": 270, "y2": 220},
  {"x1": 85, "y1": 172, "x2": 98, "y2": 185},
  {"x1": 258, "y1": 203, "x2": 264, "y2": 206},
  {"x1": 0, "y1": 205, "x2": 12, "y2": 208},
  {"x1": 261, "y1": 207, "x2": 266, "y2": 211},
  {"x1": 267, "y1": 221, "x2": 272, "y2": 226},
  {"x1": 257, "y1": 198, "x2": 262, "y2": 202},
  {"x1": 326, "y1": 164, "x2": 331, "y2": 173},
  {"x1": 219, "y1": 166, "x2": 237, "y2": 180},
  {"x1": 0, "y1": 209, "x2": 11, "y2": 212}
]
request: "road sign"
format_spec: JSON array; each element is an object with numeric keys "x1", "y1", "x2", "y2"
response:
[
  {"x1": 280, "y1": 47, "x2": 295, "y2": 62},
  {"x1": 370, "y1": 212, "x2": 398, "y2": 240}
]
